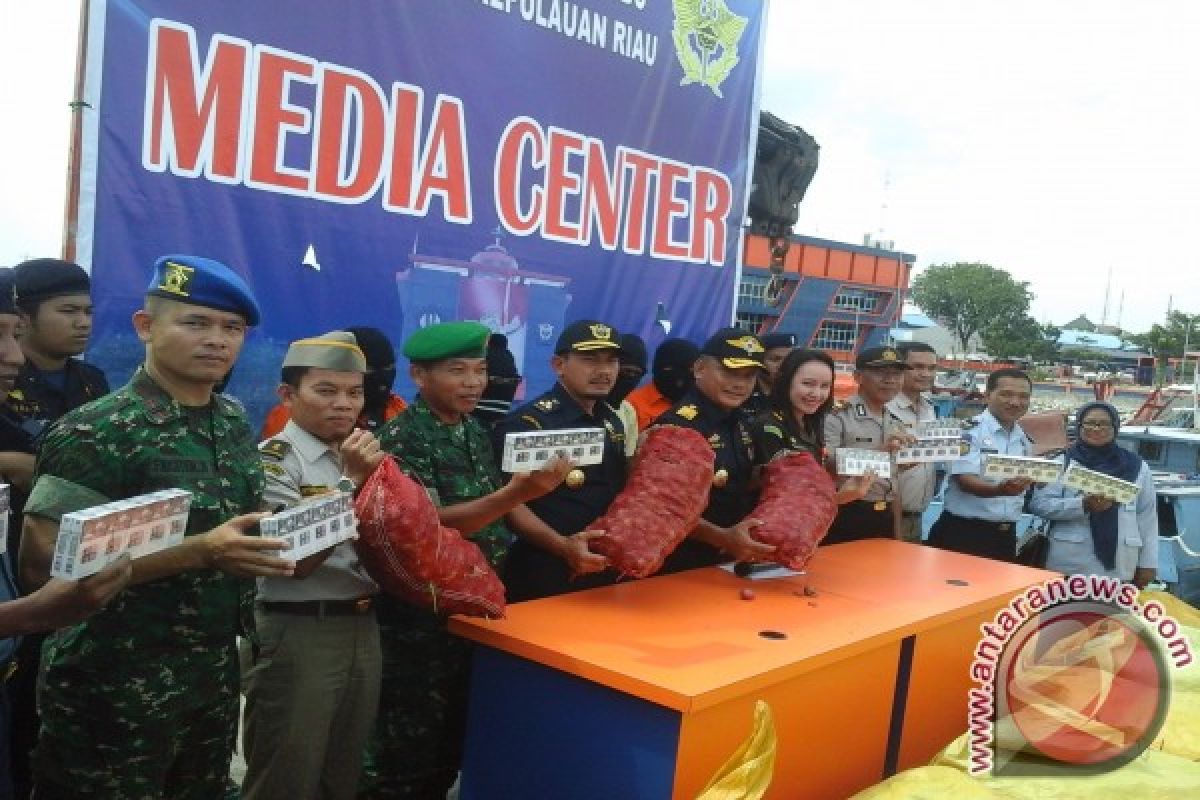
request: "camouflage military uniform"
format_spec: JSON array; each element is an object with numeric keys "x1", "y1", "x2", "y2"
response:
[
  {"x1": 360, "y1": 396, "x2": 511, "y2": 799},
  {"x1": 26, "y1": 367, "x2": 264, "y2": 800}
]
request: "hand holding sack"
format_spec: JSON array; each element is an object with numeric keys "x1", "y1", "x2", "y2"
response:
[
  {"x1": 750, "y1": 451, "x2": 837, "y2": 570},
  {"x1": 588, "y1": 425, "x2": 715, "y2": 578},
  {"x1": 353, "y1": 456, "x2": 505, "y2": 617}
]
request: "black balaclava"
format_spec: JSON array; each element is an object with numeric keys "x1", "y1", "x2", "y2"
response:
[
  {"x1": 608, "y1": 333, "x2": 648, "y2": 405},
  {"x1": 475, "y1": 333, "x2": 520, "y2": 426},
  {"x1": 345, "y1": 326, "x2": 397, "y2": 424},
  {"x1": 651, "y1": 338, "x2": 700, "y2": 403}
]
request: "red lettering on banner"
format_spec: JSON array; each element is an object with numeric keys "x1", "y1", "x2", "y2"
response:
[
  {"x1": 580, "y1": 139, "x2": 621, "y2": 250},
  {"x1": 312, "y1": 65, "x2": 388, "y2": 202},
  {"x1": 494, "y1": 118, "x2": 545, "y2": 235},
  {"x1": 691, "y1": 167, "x2": 731, "y2": 265},
  {"x1": 142, "y1": 20, "x2": 248, "y2": 180},
  {"x1": 248, "y1": 48, "x2": 316, "y2": 192},
  {"x1": 621, "y1": 151, "x2": 657, "y2": 254},
  {"x1": 543, "y1": 129, "x2": 585, "y2": 243},
  {"x1": 650, "y1": 160, "x2": 691, "y2": 259},
  {"x1": 412, "y1": 96, "x2": 472, "y2": 223},
  {"x1": 384, "y1": 83, "x2": 423, "y2": 212},
  {"x1": 139, "y1": 19, "x2": 732, "y2": 259}
]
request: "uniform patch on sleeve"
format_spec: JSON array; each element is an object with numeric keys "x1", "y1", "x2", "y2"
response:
[
  {"x1": 262, "y1": 461, "x2": 287, "y2": 477},
  {"x1": 260, "y1": 439, "x2": 292, "y2": 461}
]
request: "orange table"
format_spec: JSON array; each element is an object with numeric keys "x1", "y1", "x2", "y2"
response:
[{"x1": 451, "y1": 540, "x2": 1052, "y2": 799}]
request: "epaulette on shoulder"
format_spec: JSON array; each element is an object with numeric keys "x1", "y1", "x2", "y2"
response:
[
  {"x1": 57, "y1": 389, "x2": 135, "y2": 429},
  {"x1": 259, "y1": 438, "x2": 292, "y2": 461},
  {"x1": 216, "y1": 392, "x2": 247, "y2": 417}
]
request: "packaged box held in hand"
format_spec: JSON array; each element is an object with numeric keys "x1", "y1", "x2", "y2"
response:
[
  {"x1": 981, "y1": 454, "x2": 1062, "y2": 483},
  {"x1": 835, "y1": 448, "x2": 892, "y2": 479},
  {"x1": 1061, "y1": 461, "x2": 1140, "y2": 504},
  {"x1": 50, "y1": 489, "x2": 192, "y2": 579},
  {"x1": 501, "y1": 427, "x2": 606, "y2": 473},
  {"x1": 260, "y1": 491, "x2": 357, "y2": 560},
  {"x1": 894, "y1": 440, "x2": 968, "y2": 465}
]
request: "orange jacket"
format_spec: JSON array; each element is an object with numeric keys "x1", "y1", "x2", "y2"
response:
[{"x1": 625, "y1": 382, "x2": 673, "y2": 432}]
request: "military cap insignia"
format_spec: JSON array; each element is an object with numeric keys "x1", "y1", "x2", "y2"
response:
[
  {"x1": 677, "y1": 404, "x2": 699, "y2": 420},
  {"x1": 158, "y1": 261, "x2": 195, "y2": 297},
  {"x1": 726, "y1": 335, "x2": 765, "y2": 354},
  {"x1": 881, "y1": 348, "x2": 899, "y2": 362},
  {"x1": 260, "y1": 439, "x2": 292, "y2": 461},
  {"x1": 535, "y1": 397, "x2": 559, "y2": 412},
  {"x1": 588, "y1": 323, "x2": 613, "y2": 341}
]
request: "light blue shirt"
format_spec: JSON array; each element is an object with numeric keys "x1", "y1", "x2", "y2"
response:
[{"x1": 943, "y1": 409, "x2": 1032, "y2": 522}]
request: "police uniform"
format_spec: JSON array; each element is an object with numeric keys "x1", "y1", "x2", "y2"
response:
[
  {"x1": 242, "y1": 332, "x2": 380, "y2": 800},
  {"x1": 8, "y1": 259, "x2": 109, "y2": 442},
  {"x1": 492, "y1": 321, "x2": 628, "y2": 602},
  {"x1": 822, "y1": 347, "x2": 912, "y2": 544},
  {"x1": 928, "y1": 409, "x2": 1033, "y2": 562},
  {"x1": 25, "y1": 254, "x2": 265, "y2": 800},
  {"x1": 887, "y1": 391, "x2": 938, "y2": 542},
  {"x1": 656, "y1": 328, "x2": 765, "y2": 573},
  {"x1": 364, "y1": 321, "x2": 506, "y2": 799}
]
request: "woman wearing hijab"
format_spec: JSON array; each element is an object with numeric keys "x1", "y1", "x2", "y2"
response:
[
  {"x1": 749, "y1": 348, "x2": 873, "y2": 505},
  {"x1": 1029, "y1": 401, "x2": 1158, "y2": 586}
]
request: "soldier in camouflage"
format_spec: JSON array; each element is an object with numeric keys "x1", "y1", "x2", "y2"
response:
[
  {"x1": 16, "y1": 255, "x2": 293, "y2": 800},
  {"x1": 361, "y1": 321, "x2": 566, "y2": 799}
]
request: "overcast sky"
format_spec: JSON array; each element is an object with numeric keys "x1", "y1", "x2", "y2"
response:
[{"x1": 1, "y1": 2, "x2": 1196, "y2": 333}]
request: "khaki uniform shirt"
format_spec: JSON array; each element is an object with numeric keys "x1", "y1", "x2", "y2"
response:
[
  {"x1": 887, "y1": 391, "x2": 938, "y2": 513},
  {"x1": 258, "y1": 420, "x2": 377, "y2": 602},
  {"x1": 823, "y1": 393, "x2": 904, "y2": 503}
]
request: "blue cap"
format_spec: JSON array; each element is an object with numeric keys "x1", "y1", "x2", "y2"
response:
[{"x1": 146, "y1": 255, "x2": 262, "y2": 326}]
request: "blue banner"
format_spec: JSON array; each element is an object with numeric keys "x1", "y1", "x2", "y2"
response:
[{"x1": 78, "y1": 0, "x2": 766, "y2": 422}]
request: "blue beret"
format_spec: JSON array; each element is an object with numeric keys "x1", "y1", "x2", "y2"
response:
[
  {"x1": 403, "y1": 321, "x2": 491, "y2": 362},
  {"x1": 146, "y1": 254, "x2": 261, "y2": 326}
]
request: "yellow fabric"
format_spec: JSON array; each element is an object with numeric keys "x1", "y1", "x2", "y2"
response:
[
  {"x1": 851, "y1": 590, "x2": 1200, "y2": 799},
  {"x1": 696, "y1": 700, "x2": 777, "y2": 800}
]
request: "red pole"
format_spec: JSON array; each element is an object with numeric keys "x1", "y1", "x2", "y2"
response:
[{"x1": 62, "y1": 0, "x2": 91, "y2": 263}]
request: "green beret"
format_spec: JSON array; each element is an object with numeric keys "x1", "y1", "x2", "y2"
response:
[
  {"x1": 283, "y1": 331, "x2": 367, "y2": 372},
  {"x1": 403, "y1": 322, "x2": 490, "y2": 363}
]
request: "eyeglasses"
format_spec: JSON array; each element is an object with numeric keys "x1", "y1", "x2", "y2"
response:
[{"x1": 1080, "y1": 421, "x2": 1115, "y2": 430}]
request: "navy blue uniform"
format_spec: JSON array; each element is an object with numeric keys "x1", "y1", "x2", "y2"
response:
[
  {"x1": 492, "y1": 383, "x2": 628, "y2": 600},
  {"x1": 654, "y1": 390, "x2": 758, "y2": 573}
]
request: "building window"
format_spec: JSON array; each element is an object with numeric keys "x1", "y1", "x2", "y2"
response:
[
  {"x1": 831, "y1": 287, "x2": 885, "y2": 313},
  {"x1": 738, "y1": 275, "x2": 769, "y2": 305},
  {"x1": 812, "y1": 321, "x2": 857, "y2": 351},
  {"x1": 735, "y1": 312, "x2": 767, "y2": 332}
]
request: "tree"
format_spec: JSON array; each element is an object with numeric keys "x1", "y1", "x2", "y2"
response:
[
  {"x1": 1127, "y1": 311, "x2": 1200, "y2": 360},
  {"x1": 1128, "y1": 310, "x2": 1200, "y2": 381},
  {"x1": 982, "y1": 316, "x2": 1059, "y2": 362},
  {"x1": 909, "y1": 262, "x2": 1033, "y2": 356}
]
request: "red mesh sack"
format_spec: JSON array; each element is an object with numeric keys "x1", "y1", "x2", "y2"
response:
[
  {"x1": 749, "y1": 451, "x2": 837, "y2": 570},
  {"x1": 353, "y1": 457, "x2": 505, "y2": 617},
  {"x1": 589, "y1": 425, "x2": 715, "y2": 578}
]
